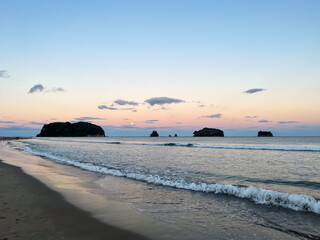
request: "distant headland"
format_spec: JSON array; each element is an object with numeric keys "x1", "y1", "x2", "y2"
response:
[{"x1": 37, "y1": 122, "x2": 105, "y2": 137}]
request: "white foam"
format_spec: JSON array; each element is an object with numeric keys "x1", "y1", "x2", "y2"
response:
[{"x1": 23, "y1": 146, "x2": 320, "y2": 215}]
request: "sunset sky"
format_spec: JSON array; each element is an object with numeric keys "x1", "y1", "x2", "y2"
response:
[{"x1": 1, "y1": 0, "x2": 320, "y2": 136}]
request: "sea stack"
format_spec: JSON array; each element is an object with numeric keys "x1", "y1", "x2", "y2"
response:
[
  {"x1": 37, "y1": 122, "x2": 105, "y2": 137},
  {"x1": 150, "y1": 130, "x2": 159, "y2": 137},
  {"x1": 257, "y1": 131, "x2": 273, "y2": 137},
  {"x1": 193, "y1": 128, "x2": 224, "y2": 137}
]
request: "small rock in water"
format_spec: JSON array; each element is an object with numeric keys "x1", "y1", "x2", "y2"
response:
[
  {"x1": 150, "y1": 130, "x2": 159, "y2": 137},
  {"x1": 257, "y1": 131, "x2": 273, "y2": 137}
]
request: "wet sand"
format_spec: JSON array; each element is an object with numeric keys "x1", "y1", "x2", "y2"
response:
[{"x1": 0, "y1": 160, "x2": 148, "y2": 240}]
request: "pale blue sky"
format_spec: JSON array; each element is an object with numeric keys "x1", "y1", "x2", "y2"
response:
[{"x1": 1, "y1": 0, "x2": 320, "y2": 136}]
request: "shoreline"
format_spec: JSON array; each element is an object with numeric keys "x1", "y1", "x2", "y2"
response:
[
  {"x1": 1, "y1": 139, "x2": 309, "y2": 239},
  {"x1": 0, "y1": 160, "x2": 149, "y2": 240},
  {"x1": 0, "y1": 141, "x2": 206, "y2": 240}
]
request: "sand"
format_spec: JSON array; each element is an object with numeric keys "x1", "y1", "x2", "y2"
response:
[{"x1": 0, "y1": 160, "x2": 148, "y2": 240}]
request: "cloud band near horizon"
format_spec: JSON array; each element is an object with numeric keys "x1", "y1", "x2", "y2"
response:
[{"x1": 202, "y1": 113, "x2": 222, "y2": 118}]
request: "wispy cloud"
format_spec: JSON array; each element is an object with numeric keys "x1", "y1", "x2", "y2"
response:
[
  {"x1": 0, "y1": 70, "x2": 10, "y2": 78},
  {"x1": 297, "y1": 125, "x2": 309, "y2": 128},
  {"x1": 144, "y1": 120, "x2": 159, "y2": 124},
  {"x1": 116, "y1": 107, "x2": 137, "y2": 112},
  {"x1": 279, "y1": 121, "x2": 299, "y2": 124},
  {"x1": 192, "y1": 101, "x2": 207, "y2": 108},
  {"x1": 0, "y1": 120, "x2": 15, "y2": 124},
  {"x1": 119, "y1": 125, "x2": 139, "y2": 129},
  {"x1": 258, "y1": 120, "x2": 272, "y2": 123},
  {"x1": 114, "y1": 99, "x2": 139, "y2": 106},
  {"x1": 29, "y1": 121, "x2": 46, "y2": 125},
  {"x1": 28, "y1": 84, "x2": 65, "y2": 94},
  {"x1": 243, "y1": 88, "x2": 266, "y2": 94},
  {"x1": 152, "y1": 106, "x2": 171, "y2": 111},
  {"x1": 98, "y1": 105, "x2": 136, "y2": 112},
  {"x1": 201, "y1": 113, "x2": 222, "y2": 118},
  {"x1": 74, "y1": 117, "x2": 105, "y2": 122},
  {"x1": 98, "y1": 105, "x2": 118, "y2": 110},
  {"x1": 45, "y1": 87, "x2": 65, "y2": 93},
  {"x1": 145, "y1": 97, "x2": 185, "y2": 106},
  {"x1": 100, "y1": 125, "x2": 195, "y2": 137},
  {"x1": 0, "y1": 126, "x2": 40, "y2": 137},
  {"x1": 28, "y1": 84, "x2": 44, "y2": 94},
  {"x1": 245, "y1": 116, "x2": 257, "y2": 119}
]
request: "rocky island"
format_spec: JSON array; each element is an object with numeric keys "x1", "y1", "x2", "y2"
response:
[
  {"x1": 150, "y1": 130, "x2": 159, "y2": 137},
  {"x1": 193, "y1": 128, "x2": 224, "y2": 137},
  {"x1": 37, "y1": 122, "x2": 105, "y2": 137},
  {"x1": 257, "y1": 131, "x2": 273, "y2": 137}
]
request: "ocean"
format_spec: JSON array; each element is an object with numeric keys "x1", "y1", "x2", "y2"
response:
[{"x1": 9, "y1": 137, "x2": 320, "y2": 239}]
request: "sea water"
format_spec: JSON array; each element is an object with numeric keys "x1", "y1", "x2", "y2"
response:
[{"x1": 10, "y1": 137, "x2": 320, "y2": 239}]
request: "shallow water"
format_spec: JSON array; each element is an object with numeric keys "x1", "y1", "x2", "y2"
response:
[{"x1": 10, "y1": 137, "x2": 320, "y2": 239}]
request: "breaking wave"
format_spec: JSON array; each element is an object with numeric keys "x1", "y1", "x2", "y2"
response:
[{"x1": 23, "y1": 146, "x2": 320, "y2": 215}]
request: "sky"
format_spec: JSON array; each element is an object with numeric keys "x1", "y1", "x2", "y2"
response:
[{"x1": 1, "y1": 0, "x2": 320, "y2": 136}]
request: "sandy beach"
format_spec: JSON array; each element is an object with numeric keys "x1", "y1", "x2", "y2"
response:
[{"x1": 0, "y1": 160, "x2": 149, "y2": 240}]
